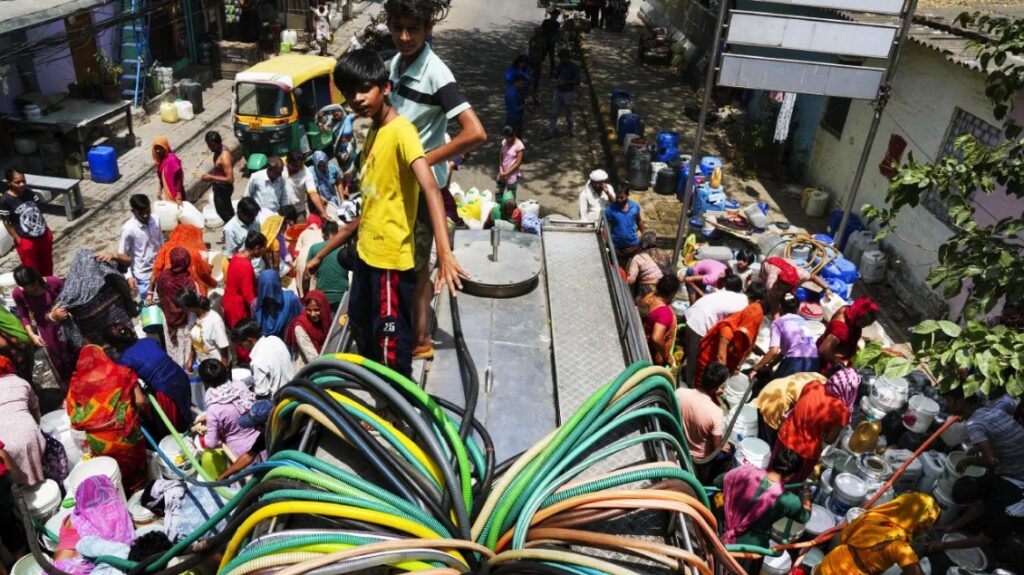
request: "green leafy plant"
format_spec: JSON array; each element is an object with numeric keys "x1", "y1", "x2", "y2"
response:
[
  {"x1": 853, "y1": 341, "x2": 915, "y2": 379},
  {"x1": 94, "y1": 52, "x2": 123, "y2": 86},
  {"x1": 860, "y1": 11, "x2": 1024, "y2": 396}
]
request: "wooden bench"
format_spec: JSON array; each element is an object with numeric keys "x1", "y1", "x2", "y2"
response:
[{"x1": 23, "y1": 174, "x2": 85, "y2": 221}]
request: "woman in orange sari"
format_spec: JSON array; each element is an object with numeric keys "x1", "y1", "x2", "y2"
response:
[
  {"x1": 152, "y1": 223, "x2": 216, "y2": 295},
  {"x1": 67, "y1": 345, "x2": 146, "y2": 492},
  {"x1": 694, "y1": 282, "x2": 766, "y2": 384}
]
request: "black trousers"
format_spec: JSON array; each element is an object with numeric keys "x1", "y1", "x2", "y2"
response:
[
  {"x1": 0, "y1": 474, "x2": 27, "y2": 554},
  {"x1": 212, "y1": 184, "x2": 235, "y2": 223}
]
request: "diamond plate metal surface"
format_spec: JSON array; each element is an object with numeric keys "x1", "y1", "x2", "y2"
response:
[{"x1": 544, "y1": 229, "x2": 628, "y2": 422}]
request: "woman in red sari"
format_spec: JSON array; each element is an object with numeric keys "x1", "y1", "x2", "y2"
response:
[
  {"x1": 285, "y1": 290, "x2": 332, "y2": 367},
  {"x1": 67, "y1": 345, "x2": 146, "y2": 492},
  {"x1": 817, "y1": 297, "x2": 879, "y2": 374},
  {"x1": 152, "y1": 224, "x2": 216, "y2": 296},
  {"x1": 695, "y1": 283, "x2": 766, "y2": 384},
  {"x1": 222, "y1": 231, "x2": 266, "y2": 329}
]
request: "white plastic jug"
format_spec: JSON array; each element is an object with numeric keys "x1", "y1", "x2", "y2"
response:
[
  {"x1": 178, "y1": 201, "x2": 204, "y2": 228},
  {"x1": 159, "y1": 101, "x2": 179, "y2": 123},
  {"x1": 153, "y1": 200, "x2": 179, "y2": 232},
  {"x1": 174, "y1": 99, "x2": 194, "y2": 121}
]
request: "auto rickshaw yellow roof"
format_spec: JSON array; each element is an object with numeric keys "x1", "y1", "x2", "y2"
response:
[{"x1": 238, "y1": 54, "x2": 337, "y2": 89}]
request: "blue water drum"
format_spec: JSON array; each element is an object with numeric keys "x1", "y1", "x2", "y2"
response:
[
  {"x1": 796, "y1": 286, "x2": 824, "y2": 303},
  {"x1": 825, "y1": 277, "x2": 851, "y2": 300},
  {"x1": 617, "y1": 113, "x2": 644, "y2": 144},
  {"x1": 88, "y1": 146, "x2": 119, "y2": 183},
  {"x1": 700, "y1": 156, "x2": 723, "y2": 176},
  {"x1": 822, "y1": 256, "x2": 860, "y2": 285},
  {"x1": 656, "y1": 131, "x2": 681, "y2": 162},
  {"x1": 828, "y1": 210, "x2": 864, "y2": 249},
  {"x1": 813, "y1": 233, "x2": 834, "y2": 245}
]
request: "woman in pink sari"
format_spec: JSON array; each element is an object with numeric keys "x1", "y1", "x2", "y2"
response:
[
  {"x1": 153, "y1": 136, "x2": 185, "y2": 206},
  {"x1": 721, "y1": 446, "x2": 812, "y2": 572},
  {"x1": 53, "y1": 475, "x2": 135, "y2": 575}
]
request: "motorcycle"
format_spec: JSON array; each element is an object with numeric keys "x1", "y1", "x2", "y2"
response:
[
  {"x1": 639, "y1": 26, "x2": 672, "y2": 64},
  {"x1": 605, "y1": 0, "x2": 629, "y2": 32}
]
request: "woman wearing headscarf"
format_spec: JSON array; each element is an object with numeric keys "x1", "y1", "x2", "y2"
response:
[
  {"x1": 53, "y1": 475, "x2": 136, "y2": 574},
  {"x1": 694, "y1": 282, "x2": 766, "y2": 384},
  {"x1": 721, "y1": 446, "x2": 812, "y2": 573},
  {"x1": 285, "y1": 290, "x2": 332, "y2": 367},
  {"x1": 294, "y1": 215, "x2": 324, "y2": 297},
  {"x1": 254, "y1": 269, "x2": 302, "y2": 339},
  {"x1": 627, "y1": 231, "x2": 666, "y2": 300},
  {"x1": 152, "y1": 136, "x2": 184, "y2": 206},
  {"x1": 818, "y1": 493, "x2": 940, "y2": 575},
  {"x1": 155, "y1": 247, "x2": 198, "y2": 368},
  {"x1": 0, "y1": 305, "x2": 34, "y2": 383},
  {"x1": 824, "y1": 367, "x2": 861, "y2": 417},
  {"x1": 151, "y1": 224, "x2": 216, "y2": 296},
  {"x1": 0, "y1": 356, "x2": 44, "y2": 485},
  {"x1": 12, "y1": 266, "x2": 74, "y2": 385},
  {"x1": 57, "y1": 249, "x2": 138, "y2": 350},
  {"x1": 260, "y1": 213, "x2": 287, "y2": 273},
  {"x1": 105, "y1": 323, "x2": 192, "y2": 434},
  {"x1": 67, "y1": 345, "x2": 146, "y2": 491},
  {"x1": 818, "y1": 296, "x2": 879, "y2": 374},
  {"x1": 774, "y1": 369, "x2": 853, "y2": 481},
  {"x1": 310, "y1": 150, "x2": 344, "y2": 209}
]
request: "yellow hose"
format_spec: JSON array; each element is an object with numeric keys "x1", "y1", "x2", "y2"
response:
[
  {"x1": 270, "y1": 538, "x2": 494, "y2": 575},
  {"x1": 219, "y1": 502, "x2": 460, "y2": 570}
]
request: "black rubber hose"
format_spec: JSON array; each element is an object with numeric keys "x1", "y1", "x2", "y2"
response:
[
  {"x1": 291, "y1": 359, "x2": 471, "y2": 541},
  {"x1": 277, "y1": 381, "x2": 423, "y2": 506},
  {"x1": 432, "y1": 395, "x2": 495, "y2": 515},
  {"x1": 491, "y1": 560, "x2": 582, "y2": 575},
  {"x1": 448, "y1": 293, "x2": 479, "y2": 442}
]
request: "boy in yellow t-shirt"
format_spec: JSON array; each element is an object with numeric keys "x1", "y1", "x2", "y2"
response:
[{"x1": 327, "y1": 48, "x2": 468, "y2": 377}]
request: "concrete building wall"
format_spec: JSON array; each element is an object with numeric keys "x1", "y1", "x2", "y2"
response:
[{"x1": 805, "y1": 42, "x2": 1023, "y2": 319}]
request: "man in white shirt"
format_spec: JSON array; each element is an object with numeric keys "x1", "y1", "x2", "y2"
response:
[
  {"x1": 99, "y1": 194, "x2": 164, "y2": 301},
  {"x1": 682, "y1": 275, "x2": 755, "y2": 385},
  {"x1": 246, "y1": 157, "x2": 288, "y2": 212},
  {"x1": 284, "y1": 150, "x2": 326, "y2": 219},
  {"x1": 231, "y1": 319, "x2": 295, "y2": 400},
  {"x1": 578, "y1": 169, "x2": 615, "y2": 221}
]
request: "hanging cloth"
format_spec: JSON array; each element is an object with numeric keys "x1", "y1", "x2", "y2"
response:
[{"x1": 774, "y1": 92, "x2": 797, "y2": 143}]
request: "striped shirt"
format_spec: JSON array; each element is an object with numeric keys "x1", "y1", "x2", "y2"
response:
[
  {"x1": 967, "y1": 407, "x2": 1024, "y2": 480},
  {"x1": 389, "y1": 44, "x2": 471, "y2": 187}
]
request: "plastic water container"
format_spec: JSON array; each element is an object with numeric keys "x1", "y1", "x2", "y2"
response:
[
  {"x1": 828, "y1": 210, "x2": 864, "y2": 249},
  {"x1": 728, "y1": 404, "x2": 759, "y2": 444},
  {"x1": 805, "y1": 189, "x2": 830, "y2": 217},
  {"x1": 735, "y1": 437, "x2": 771, "y2": 469},
  {"x1": 128, "y1": 490, "x2": 157, "y2": 526},
  {"x1": 158, "y1": 435, "x2": 196, "y2": 479},
  {"x1": 140, "y1": 305, "x2": 165, "y2": 334},
  {"x1": 869, "y1": 376, "x2": 909, "y2": 413},
  {"x1": 694, "y1": 183, "x2": 726, "y2": 218},
  {"x1": 610, "y1": 88, "x2": 631, "y2": 116},
  {"x1": 656, "y1": 131, "x2": 680, "y2": 162},
  {"x1": 41, "y1": 409, "x2": 84, "y2": 467},
  {"x1": 66, "y1": 456, "x2": 126, "y2": 502},
  {"x1": 178, "y1": 201, "x2": 204, "y2": 228},
  {"x1": 743, "y1": 203, "x2": 769, "y2": 230},
  {"x1": 11, "y1": 554, "x2": 42, "y2": 575},
  {"x1": 805, "y1": 504, "x2": 836, "y2": 540},
  {"x1": 44, "y1": 507, "x2": 72, "y2": 551},
  {"x1": 771, "y1": 515, "x2": 805, "y2": 543},
  {"x1": 937, "y1": 451, "x2": 986, "y2": 497},
  {"x1": 803, "y1": 547, "x2": 826, "y2": 573},
  {"x1": 903, "y1": 394, "x2": 940, "y2": 433},
  {"x1": 825, "y1": 277, "x2": 851, "y2": 301},
  {"x1": 203, "y1": 201, "x2": 225, "y2": 229},
  {"x1": 884, "y1": 449, "x2": 923, "y2": 492},
  {"x1": 617, "y1": 113, "x2": 644, "y2": 144},
  {"x1": 700, "y1": 156, "x2": 723, "y2": 175},
  {"x1": 822, "y1": 256, "x2": 859, "y2": 285},
  {"x1": 153, "y1": 200, "x2": 179, "y2": 231},
  {"x1": 159, "y1": 100, "x2": 180, "y2": 123},
  {"x1": 933, "y1": 483, "x2": 963, "y2": 528},
  {"x1": 723, "y1": 374, "x2": 751, "y2": 407},
  {"x1": 282, "y1": 29, "x2": 298, "y2": 45},
  {"x1": 941, "y1": 420, "x2": 968, "y2": 448},
  {"x1": 760, "y1": 548, "x2": 792, "y2": 575},
  {"x1": 654, "y1": 166, "x2": 678, "y2": 195},
  {"x1": 843, "y1": 230, "x2": 879, "y2": 267},
  {"x1": 828, "y1": 473, "x2": 867, "y2": 516},
  {"x1": 87, "y1": 146, "x2": 119, "y2": 183},
  {"x1": 23, "y1": 479, "x2": 62, "y2": 521},
  {"x1": 860, "y1": 250, "x2": 887, "y2": 284},
  {"x1": 179, "y1": 79, "x2": 204, "y2": 114},
  {"x1": 916, "y1": 451, "x2": 946, "y2": 493},
  {"x1": 174, "y1": 99, "x2": 194, "y2": 121}
]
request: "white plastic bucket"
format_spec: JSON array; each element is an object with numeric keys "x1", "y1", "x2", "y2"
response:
[
  {"x1": 828, "y1": 473, "x2": 867, "y2": 516},
  {"x1": 933, "y1": 483, "x2": 963, "y2": 528},
  {"x1": 940, "y1": 420, "x2": 968, "y2": 447},
  {"x1": 23, "y1": 479, "x2": 62, "y2": 521},
  {"x1": 815, "y1": 469, "x2": 834, "y2": 505},
  {"x1": 903, "y1": 395, "x2": 940, "y2": 433},
  {"x1": 723, "y1": 374, "x2": 750, "y2": 406},
  {"x1": 11, "y1": 553, "x2": 43, "y2": 575},
  {"x1": 759, "y1": 549, "x2": 792, "y2": 575},
  {"x1": 805, "y1": 504, "x2": 836, "y2": 539},
  {"x1": 66, "y1": 456, "x2": 125, "y2": 503},
  {"x1": 916, "y1": 451, "x2": 946, "y2": 493},
  {"x1": 937, "y1": 451, "x2": 986, "y2": 496},
  {"x1": 735, "y1": 437, "x2": 771, "y2": 469},
  {"x1": 128, "y1": 490, "x2": 156, "y2": 526},
  {"x1": 845, "y1": 506, "x2": 866, "y2": 524},
  {"x1": 941, "y1": 532, "x2": 987, "y2": 571},
  {"x1": 728, "y1": 404, "x2": 759, "y2": 444},
  {"x1": 158, "y1": 435, "x2": 196, "y2": 479},
  {"x1": 859, "y1": 395, "x2": 889, "y2": 422},
  {"x1": 40, "y1": 409, "x2": 84, "y2": 467},
  {"x1": 869, "y1": 376, "x2": 909, "y2": 413}
]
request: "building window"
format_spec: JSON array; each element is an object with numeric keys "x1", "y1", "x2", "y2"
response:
[
  {"x1": 923, "y1": 107, "x2": 1003, "y2": 223},
  {"x1": 821, "y1": 97, "x2": 852, "y2": 138}
]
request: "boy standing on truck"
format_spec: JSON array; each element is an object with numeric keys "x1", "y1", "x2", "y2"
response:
[
  {"x1": 384, "y1": 0, "x2": 486, "y2": 359},
  {"x1": 330, "y1": 48, "x2": 468, "y2": 378}
]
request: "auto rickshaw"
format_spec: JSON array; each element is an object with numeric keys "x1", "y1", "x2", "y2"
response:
[{"x1": 233, "y1": 54, "x2": 342, "y2": 168}]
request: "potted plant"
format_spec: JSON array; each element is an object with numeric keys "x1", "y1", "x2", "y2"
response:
[{"x1": 94, "y1": 53, "x2": 124, "y2": 103}]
